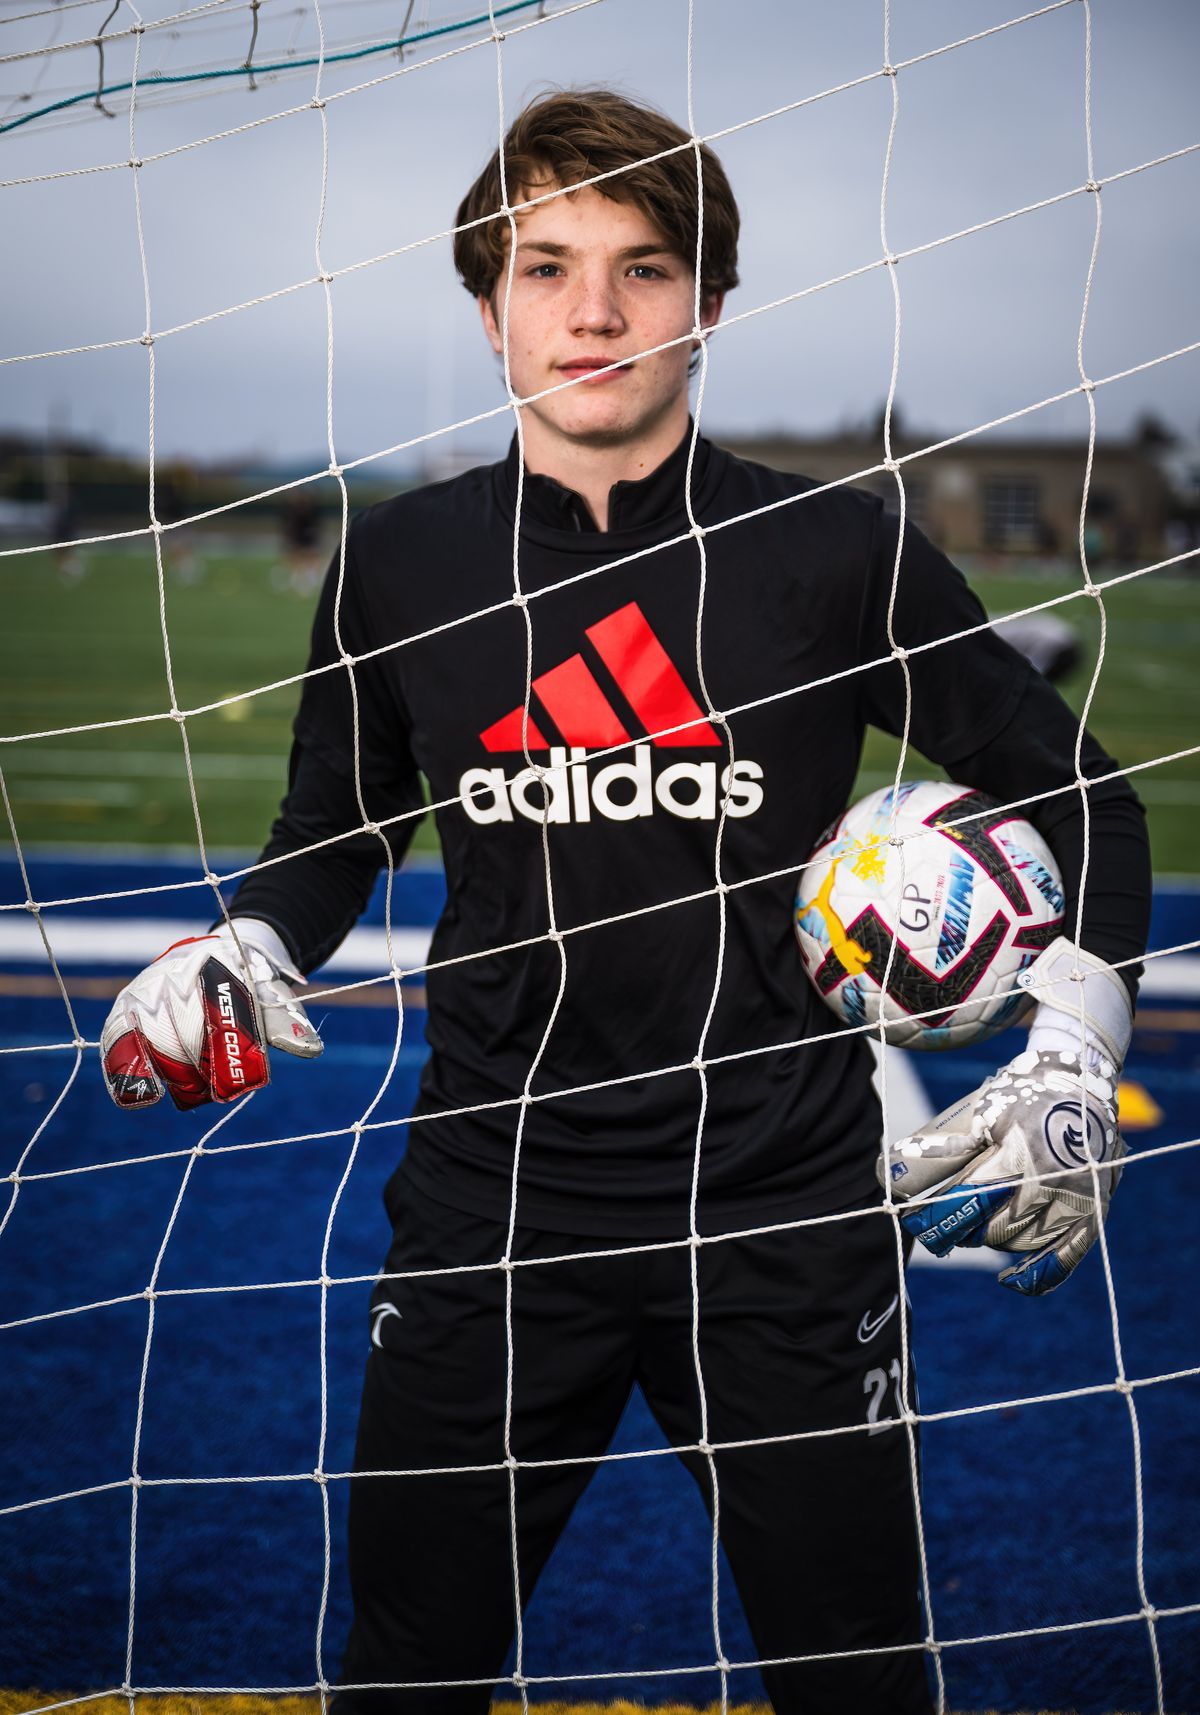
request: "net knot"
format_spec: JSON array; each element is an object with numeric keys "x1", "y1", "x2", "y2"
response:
[
  {"x1": 128, "y1": 157, "x2": 144, "y2": 170},
  {"x1": 690, "y1": 522, "x2": 706, "y2": 541},
  {"x1": 697, "y1": 1438, "x2": 713, "y2": 1456},
  {"x1": 328, "y1": 462, "x2": 343, "y2": 477},
  {"x1": 7, "y1": 1171, "x2": 20, "y2": 1186},
  {"x1": 1142, "y1": 1603, "x2": 1160, "y2": 1622},
  {"x1": 310, "y1": 96, "x2": 327, "y2": 110},
  {"x1": 204, "y1": 871, "x2": 220, "y2": 888},
  {"x1": 691, "y1": 1055, "x2": 706, "y2": 1072},
  {"x1": 192, "y1": 1141, "x2": 206, "y2": 1156},
  {"x1": 492, "y1": 29, "x2": 507, "y2": 43},
  {"x1": 504, "y1": 1454, "x2": 519, "y2": 1471},
  {"x1": 883, "y1": 457, "x2": 900, "y2": 474},
  {"x1": 319, "y1": 271, "x2": 334, "y2": 285},
  {"x1": 548, "y1": 928, "x2": 563, "y2": 944},
  {"x1": 23, "y1": 898, "x2": 40, "y2": 915},
  {"x1": 362, "y1": 820, "x2": 381, "y2": 837},
  {"x1": 312, "y1": 1467, "x2": 327, "y2": 1484},
  {"x1": 884, "y1": 251, "x2": 900, "y2": 268},
  {"x1": 882, "y1": 61, "x2": 897, "y2": 77},
  {"x1": 339, "y1": 651, "x2": 357, "y2": 668},
  {"x1": 1115, "y1": 1375, "x2": 1133, "y2": 1395},
  {"x1": 1085, "y1": 178, "x2": 1101, "y2": 194},
  {"x1": 1080, "y1": 377, "x2": 1096, "y2": 394},
  {"x1": 891, "y1": 644, "x2": 909, "y2": 662},
  {"x1": 139, "y1": 332, "x2": 154, "y2": 346},
  {"x1": 511, "y1": 591, "x2": 528, "y2": 608},
  {"x1": 715, "y1": 878, "x2": 729, "y2": 895}
]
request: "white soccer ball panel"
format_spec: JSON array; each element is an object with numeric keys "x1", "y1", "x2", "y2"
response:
[{"x1": 795, "y1": 781, "x2": 1064, "y2": 1050}]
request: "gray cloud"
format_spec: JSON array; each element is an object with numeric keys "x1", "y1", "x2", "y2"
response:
[{"x1": 3, "y1": 0, "x2": 1197, "y2": 470}]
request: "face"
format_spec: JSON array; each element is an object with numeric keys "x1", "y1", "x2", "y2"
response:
[{"x1": 479, "y1": 184, "x2": 723, "y2": 454}]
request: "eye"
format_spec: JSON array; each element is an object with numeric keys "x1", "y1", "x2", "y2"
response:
[
  {"x1": 529, "y1": 262, "x2": 563, "y2": 279},
  {"x1": 628, "y1": 263, "x2": 665, "y2": 280}
]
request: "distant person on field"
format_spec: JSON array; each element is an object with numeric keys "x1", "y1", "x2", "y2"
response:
[{"x1": 281, "y1": 489, "x2": 323, "y2": 595}]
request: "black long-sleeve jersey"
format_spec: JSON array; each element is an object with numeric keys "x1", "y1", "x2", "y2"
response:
[{"x1": 231, "y1": 430, "x2": 1151, "y2": 1237}]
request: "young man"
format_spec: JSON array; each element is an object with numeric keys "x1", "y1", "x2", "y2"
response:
[{"x1": 101, "y1": 90, "x2": 1150, "y2": 1712}]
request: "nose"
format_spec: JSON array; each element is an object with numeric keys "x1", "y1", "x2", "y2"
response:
[{"x1": 569, "y1": 267, "x2": 625, "y2": 337}]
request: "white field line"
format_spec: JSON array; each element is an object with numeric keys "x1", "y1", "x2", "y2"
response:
[
  {"x1": 0, "y1": 915, "x2": 433, "y2": 975},
  {"x1": 2, "y1": 748, "x2": 288, "y2": 780},
  {"x1": 3, "y1": 918, "x2": 1194, "y2": 1273},
  {"x1": 3, "y1": 914, "x2": 1198, "y2": 998}
]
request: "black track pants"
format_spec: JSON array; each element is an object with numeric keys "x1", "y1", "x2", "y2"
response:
[{"x1": 335, "y1": 1178, "x2": 934, "y2": 1715}]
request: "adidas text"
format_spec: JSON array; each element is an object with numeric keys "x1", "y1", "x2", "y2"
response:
[{"x1": 459, "y1": 745, "x2": 765, "y2": 825}]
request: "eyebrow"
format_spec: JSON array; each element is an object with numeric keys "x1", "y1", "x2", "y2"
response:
[{"x1": 514, "y1": 240, "x2": 678, "y2": 261}]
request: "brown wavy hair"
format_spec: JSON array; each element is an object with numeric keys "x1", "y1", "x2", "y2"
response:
[{"x1": 453, "y1": 88, "x2": 740, "y2": 305}]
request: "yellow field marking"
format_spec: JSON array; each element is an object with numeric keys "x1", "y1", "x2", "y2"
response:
[
  {"x1": 796, "y1": 861, "x2": 873, "y2": 977},
  {"x1": 1117, "y1": 1079, "x2": 1165, "y2": 1130}
]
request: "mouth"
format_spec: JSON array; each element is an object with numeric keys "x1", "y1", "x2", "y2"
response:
[{"x1": 558, "y1": 358, "x2": 633, "y2": 385}]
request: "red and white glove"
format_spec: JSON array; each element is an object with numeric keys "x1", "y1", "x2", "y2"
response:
[{"x1": 100, "y1": 919, "x2": 323, "y2": 1111}]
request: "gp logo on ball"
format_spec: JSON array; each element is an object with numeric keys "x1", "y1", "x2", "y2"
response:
[{"x1": 1043, "y1": 1100, "x2": 1106, "y2": 1169}]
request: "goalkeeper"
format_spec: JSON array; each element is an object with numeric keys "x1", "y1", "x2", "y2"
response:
[{"x1": 100, "y1": 90, "x2": 1151, "y2": 1713}]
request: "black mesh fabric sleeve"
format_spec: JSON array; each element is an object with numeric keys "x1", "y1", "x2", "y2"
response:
[
  {"x1": 226, "y1": 741, "x2": 424, "y2": 974},
  {"x1": 857, "y1": 505, "x2": 1151, "y2": 1002},
  {"x1": 226, "y1": 527, "x2": 426, "y2": 972},
  {"x1": 946, "y1": 676, "x2": 1152, "y2": 1002}
]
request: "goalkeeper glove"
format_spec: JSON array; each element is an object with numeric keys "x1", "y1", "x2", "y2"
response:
[
  {"x1": 101, "y1": 919, "x2": 323, "y2": 1111},
  {"x1": 879, "y1": 938, "x2": 1132, "y2": 1296}
]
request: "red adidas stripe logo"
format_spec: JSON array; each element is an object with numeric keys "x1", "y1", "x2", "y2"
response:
[{"x1": 480, "y1": 601, "x2": 722, "y2": 752}]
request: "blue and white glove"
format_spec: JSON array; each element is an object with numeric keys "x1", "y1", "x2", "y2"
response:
[{"x1": 879, "y1": 938, "x2": 1132, "y2": 1295}]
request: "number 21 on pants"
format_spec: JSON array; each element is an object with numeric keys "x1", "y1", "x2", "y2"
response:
[{"x1": 864, "y1": 1359, "x2": 906, "y2": 1434}]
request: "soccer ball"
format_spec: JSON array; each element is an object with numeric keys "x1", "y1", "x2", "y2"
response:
[{"x1": 794, "y1": 780, "x2": 1065, "y2": 1050}]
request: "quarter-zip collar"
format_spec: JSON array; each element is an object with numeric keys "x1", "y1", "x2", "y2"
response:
[{"x1": 496, "y1": 422, "x2": 724, "y2": 541}]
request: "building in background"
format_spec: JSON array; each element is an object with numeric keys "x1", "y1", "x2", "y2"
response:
[{"x1": 718, "y1": 411, "x2": 1189, "y2": 565}]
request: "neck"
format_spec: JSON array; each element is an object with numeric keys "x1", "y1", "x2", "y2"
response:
[{"x1": 518, "y1": 398, "x2": 691, "y2": 530}]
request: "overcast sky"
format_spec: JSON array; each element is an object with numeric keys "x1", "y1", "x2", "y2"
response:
[{"x1": 2, "y1": 0, "x2": 1197, "y2": 474}]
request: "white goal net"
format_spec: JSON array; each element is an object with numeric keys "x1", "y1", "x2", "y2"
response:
[{"x1": 2, "y1": 1, "x2": 1199, "y2": 1711}]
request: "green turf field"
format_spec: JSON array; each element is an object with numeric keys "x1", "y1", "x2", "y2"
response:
[{"x1": 1, "y1": 541, "x2": 1196, "y2": 871}]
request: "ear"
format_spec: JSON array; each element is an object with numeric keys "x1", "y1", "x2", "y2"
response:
[
  {"x1": 478, "y1": 291, "x2": 503, "y2": 356},
  {"x1": 698, "y1": 288, "x2": 725, "y2": 333}
]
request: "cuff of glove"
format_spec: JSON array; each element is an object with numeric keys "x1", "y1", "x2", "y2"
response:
[
  {"x1": 1019, "y1": 936, "x2": 1132, "y2": 1070},
  {"x1": 217, "y1": 917, "x2": 304, "y2": 985}
]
